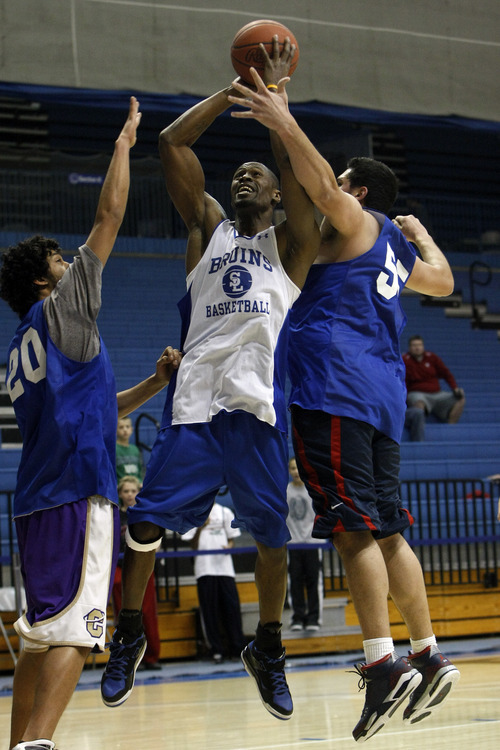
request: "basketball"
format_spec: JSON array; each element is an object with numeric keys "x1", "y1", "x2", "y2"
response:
[{"x1": 230, "y1": 20, "x2": 299, "y2": 84}]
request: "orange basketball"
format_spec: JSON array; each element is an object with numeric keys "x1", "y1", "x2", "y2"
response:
[{"x1": 230, "y1": 19, "x2": 299, "y2": 85}]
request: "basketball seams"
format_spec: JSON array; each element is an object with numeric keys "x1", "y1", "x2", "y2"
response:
[{"x1": 230, "y1": 19, "x2": 299, "y2": 82}]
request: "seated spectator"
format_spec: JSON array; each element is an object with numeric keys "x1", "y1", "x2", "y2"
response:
[{"x1": 403, "y1": 335, "x2": 465, "y2": 441}]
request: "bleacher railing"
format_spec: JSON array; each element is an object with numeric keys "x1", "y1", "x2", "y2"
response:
[
  {"x1": 1, "y1": 479, "x2": 498, "y2": 602},
  {"x1": 401, "y1": 478, "x2": 499, "y2": 587}
]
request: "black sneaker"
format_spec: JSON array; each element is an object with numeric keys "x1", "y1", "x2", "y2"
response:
[
  {"x1": 403, "y1": 645, "x2": 460, "y2": 724},
  {"x1": 101, "y1": 629, "x2": 147, "y2": 707},
  {"x1": 241, "y1": 640, "x2": 293, "y2": 720},
  {"x1": 352, "y1": 652, "x2": 422, "y2": 742}
]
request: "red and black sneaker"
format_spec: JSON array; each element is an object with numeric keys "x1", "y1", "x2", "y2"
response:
[
  {"x1": 403, "y1": 645, "x2": 460, "y2": 724},
  {"x1": 351, "y1": 652, "x2": 422, "y2": 742}
]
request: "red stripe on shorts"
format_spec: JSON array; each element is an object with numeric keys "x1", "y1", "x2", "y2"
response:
[
  {"x1": 292, "y1": 422, "x2": 329, "y2": 515},
  {"x1": 329, "y1": 415, "x2": 377, "y2": 531}
]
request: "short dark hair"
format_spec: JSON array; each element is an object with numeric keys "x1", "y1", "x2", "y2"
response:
[
  {"x1": 408, "y1": 334, "x2": 424, "y2": 345},
  {"x1": 0, "y1": 235, "x2": 61, "y2": 319},
  {"x1": 347, "y1": 157, "x2": 399, "y2": 214}
]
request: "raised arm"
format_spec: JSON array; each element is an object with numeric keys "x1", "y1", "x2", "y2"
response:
[
  {"x1": 394, "y1": 214, "x2": 454, "y2": 297},
  {"x1": 270, "y1": 131, "x2": 320, "y2": 288},
  {"x1": 85, "y1": 96, "x2": 141, "y2": 266},
  {"x1": 260, "y1": 39, "x2": 320, "y2": 288},
  {"x1": 158, "y1": 90, "x2": 238, "y2": 273},
  {"x1": 228, "y1": 73, "x2": 364, "y2": 239}
]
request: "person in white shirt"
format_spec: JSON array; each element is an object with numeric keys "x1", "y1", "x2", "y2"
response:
[
  {"x1": 181, "y1": 503, "x2": 246, "y2": 662},
  {"x1": 286, "y1": 458, "x2": 323, "y2": 631}
]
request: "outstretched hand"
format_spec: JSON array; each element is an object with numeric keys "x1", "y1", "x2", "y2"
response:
[
  {"x1": 117, "y1": 95, "x2": 142, "y2": 149},
  {"x1": 228, "y1": 67, "x2": 291, "y2": 131}
]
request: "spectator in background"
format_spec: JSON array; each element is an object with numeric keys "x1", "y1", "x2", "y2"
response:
[
  {"x1": 116, "y1": 416, "x2": 144, "y2": 483},
  {"x1": 403, "y1": 335, "x2": 465, "y2": 441},
  {"x1": 181, "y1": 503, "x2": 246, "y2": 664},
  {"x1": 286, "y1": 457, "x2": 323, "y2": 632},
  {"x1": 112, "y1": 476, "x2": 161, "y2": 670}
]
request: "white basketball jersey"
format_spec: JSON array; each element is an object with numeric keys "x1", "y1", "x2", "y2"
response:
[{"x1": 172, "y1": 220, "x2": 300, "y2": 428}]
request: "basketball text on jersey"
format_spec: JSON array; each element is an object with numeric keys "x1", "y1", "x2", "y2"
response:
[
  {"x1": 208, "y1": 242, "x2": 273, "y2": 274},
  {"x1": 206, "y1": 298, "x2": 270, "y2": 317},
  {"x1": 206, "y1": 241, "x2": 274, "y2": 317}
]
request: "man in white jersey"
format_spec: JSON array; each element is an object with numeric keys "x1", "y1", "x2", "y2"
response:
[
  {"x1": 101, "y1": 39, "x2": 319, "y2": 720},
  {"x1": 229, "y1": 71, "x2": 460, "y2": 741},
  {"x1": 0, "y1": 99, "x2": 182, "y2": 750}
]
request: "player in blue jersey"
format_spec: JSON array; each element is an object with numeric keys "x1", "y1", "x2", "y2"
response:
[
  {"x1": 230, "y1": 70, "x2": 460, "y2": 742},
  {"x1": 0, "y1": 98, "x2": 181, "y2": 750},
  {"x1": 101, "y1": 40, "x2": 319, "y2": 720}
]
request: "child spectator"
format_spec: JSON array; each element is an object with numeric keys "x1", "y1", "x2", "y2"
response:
[
  {"x1": 112, "y1": 476, "x2": 161, "y2": 670},
  {"x1": 116, "y1": 416, "x2": 144, "y2": 482}
]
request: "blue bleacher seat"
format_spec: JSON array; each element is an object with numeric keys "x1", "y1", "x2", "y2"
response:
[{"x1": 399, "y1": 291, "x2": 500, "y2": 480}]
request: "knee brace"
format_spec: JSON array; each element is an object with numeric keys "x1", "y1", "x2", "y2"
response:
[{"x1": 125, "y1": 527, "x2": 163, "y2": 552}]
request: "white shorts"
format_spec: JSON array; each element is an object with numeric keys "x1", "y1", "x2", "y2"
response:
[{"x1": 15, "y1": 496, "x2": 116, "y2": 653}]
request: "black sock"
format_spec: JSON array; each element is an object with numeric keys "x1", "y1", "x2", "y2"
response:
[
  {"x1": 255, "y1": 621, "x2": 283, "y2": 657},
  {"x1": 117, "y1": 609, "x2": 143, "y2": 638}
]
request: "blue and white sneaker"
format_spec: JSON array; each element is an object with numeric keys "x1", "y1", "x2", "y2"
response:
[
  {"x1": 241, "y1": 640, "x2": 293, "y2": 719},
  {"x1": 101, "y1": 629, "x2": 147, "y2": 707}
]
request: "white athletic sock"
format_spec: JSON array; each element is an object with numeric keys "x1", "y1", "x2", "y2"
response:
[
  {"x1": 410, "y1": 635, "x2": 437, "y2": 654},
  {"x1": 363, "y1": 637, "x2": 394, "y2": 664}
]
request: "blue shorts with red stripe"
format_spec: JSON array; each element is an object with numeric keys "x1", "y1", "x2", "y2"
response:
[{"x1": 291, "y1": 406, "x2": 413, "y2": 539}]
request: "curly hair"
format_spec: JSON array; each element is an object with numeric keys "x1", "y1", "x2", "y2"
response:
[
  {"x1": 0, "y1": 235, "x2": 61, "y2": 319},
  {"x1": 347, "y1": 157, "x2": 399, "y2": 215}
]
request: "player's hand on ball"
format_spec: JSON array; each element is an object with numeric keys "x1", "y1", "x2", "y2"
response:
[{"x1": 262, "y1": 35, "x2": 296, "y2": 87}]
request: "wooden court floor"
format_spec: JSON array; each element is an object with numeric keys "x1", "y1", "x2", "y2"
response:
[{"x1": 0, "y1": 653, "x2": 498, "y2": 750}]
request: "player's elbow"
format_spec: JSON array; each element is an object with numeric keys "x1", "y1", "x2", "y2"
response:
[
  {"x1": 159, "y1": 120, "x2": 191, "y2": 152},
  {"x1": 310, "y1": 179, "x2": 339, "y2": 216},
  {"x1": 158, "y1": 125, "x2": 179, "y2": 158},
  {"x1": 431, "y1": 273, "x2": 455, "y2": 297},
  {"x1": 158, "y1": 127, "x2": 172, "y2": 154},
  {"x1": 94, "y1": 206, "x2": 124, "y2": 233}
]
